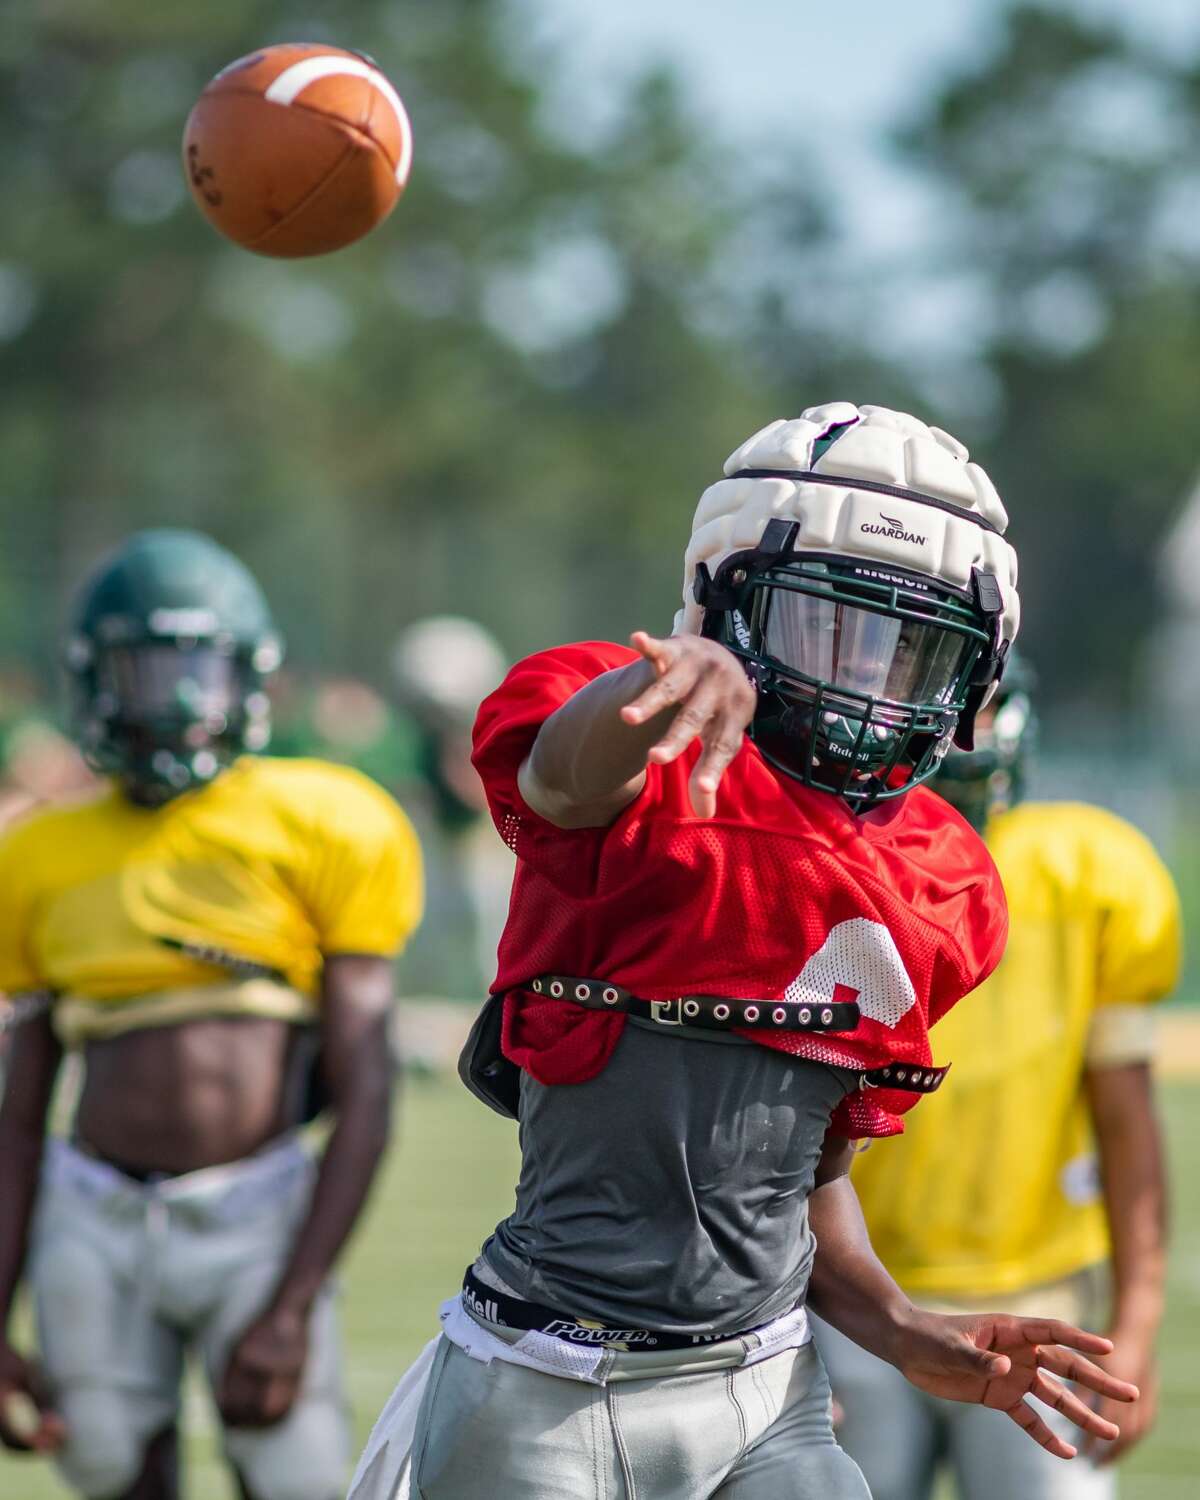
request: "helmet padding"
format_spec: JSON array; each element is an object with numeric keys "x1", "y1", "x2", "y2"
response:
[{"x1": 675, "y1": 404, "x2": 1018, "y2": 657}]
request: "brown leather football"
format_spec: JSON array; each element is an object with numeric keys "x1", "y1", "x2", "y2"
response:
[{"x1": 182, "y1": 43, "x2": 412, "y2": 257}]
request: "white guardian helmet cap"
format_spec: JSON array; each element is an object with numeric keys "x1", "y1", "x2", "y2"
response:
[{"x1": 677, "y1": 403, "x2": 1019, "y2": 807}]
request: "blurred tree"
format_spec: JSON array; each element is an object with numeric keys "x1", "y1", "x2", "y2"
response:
[
  {"x1": 0, "y1": 0, "x2": 848, "y2": 700},
  {"x1": 895, "y1": 2, "x2": 1200, "y2": 715}
]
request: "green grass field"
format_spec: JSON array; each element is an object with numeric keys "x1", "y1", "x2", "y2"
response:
[{"x1": 3, "y1": 1075, "x2": 1198, "y2": 1498}]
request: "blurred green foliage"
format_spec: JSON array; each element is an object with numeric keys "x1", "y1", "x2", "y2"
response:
[
  {"x1": 895, "y1": 4, "x2": 1200, "y2": 712},
  {"x1": 0, "y1": 0, "x2": 831, "y2": 689},
  {"x1": 2, "y1": 1, "x2": 1199, "y2": 724},
  {"x1": 895, "y1": 4, "x2": 1200, "y2": 994}
]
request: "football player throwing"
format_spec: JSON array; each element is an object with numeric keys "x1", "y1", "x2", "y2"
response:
[{"x1": 351, "y1": 404, "x2": 1137, "y2": 1500}]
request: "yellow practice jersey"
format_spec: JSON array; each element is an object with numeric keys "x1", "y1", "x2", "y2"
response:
[
  {"x1": 0, "y1": 756, "x2": 423, "y2": 1039},
  {"x1": 851, "y1": 800, "x2": 1181, "y2": 1297}
]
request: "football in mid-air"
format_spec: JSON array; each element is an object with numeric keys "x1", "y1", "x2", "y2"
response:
[{"x1": 182, "y1": 43, "x2": 412, "y2": 258}]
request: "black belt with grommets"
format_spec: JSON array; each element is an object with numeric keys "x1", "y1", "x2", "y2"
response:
[{"x1": 522, "y1": 973, "x2": 948, "y2": 1093}]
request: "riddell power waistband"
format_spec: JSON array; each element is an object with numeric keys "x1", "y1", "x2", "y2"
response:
[{"x1": 462, "y1": 1268, "x2": 776, "y2": 1353}]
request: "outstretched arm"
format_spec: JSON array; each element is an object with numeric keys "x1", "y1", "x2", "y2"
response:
[
  {"x1": 519, "y1": 631, "x2": 756, "y2": 827},
  {"x1": 807, "y1": 1134, "x2": 1138, "y2": 1461}
]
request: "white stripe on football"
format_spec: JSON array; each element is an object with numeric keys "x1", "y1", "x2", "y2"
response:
[{"x1": 264, "y1": 56, "x2": 412, "y2": 185}]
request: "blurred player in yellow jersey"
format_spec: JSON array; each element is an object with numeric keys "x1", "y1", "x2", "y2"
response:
[
  {"x1": 0, "y1": 531, "x2": 423, "y2": 1500},
  {"x1": 817, "y1": 658, "x2": 1180, "y2": 1500}
]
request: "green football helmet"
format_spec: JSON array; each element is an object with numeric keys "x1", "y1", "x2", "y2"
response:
[
  {"x1": 66, "y1": 529, "x2": 283, "y2": 805},
  {"x1": 934, "y1": 652, "x2": 1037, "y2": 831}
]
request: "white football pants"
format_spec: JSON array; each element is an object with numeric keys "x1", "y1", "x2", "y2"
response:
[{"x1": 29, "y1": 1136, "x2": 350, "y2": 1500}]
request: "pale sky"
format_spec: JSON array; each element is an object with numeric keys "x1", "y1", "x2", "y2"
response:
[
  {"x1": 517, "y1": 0, "x2": 1200, "y2": 412},
  {"x1": 526, "y1": 0, "x2": 1200, "y2": 149}
]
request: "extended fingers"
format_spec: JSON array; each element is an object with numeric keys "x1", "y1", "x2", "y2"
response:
[
  {"x1": 621, "y1": 635, "x2": 755, "y2": 807},
  {"x1": 622, "y1": 655, "x2": 702, "y2": 727},
  {"x1": 1036, "y1": 1346, "x2": 1139, "y2": 1404},
  {"x1": 630, "y1": 629, "x2": 672, "y2": 667},
  {"x1": 648, "y1": 680, "x2": 725, "y2": 764},
  {"x1": 689, "y1": 717, "x2": 747, "y2": 817},
  {"x1": 1016, "y1": 1319, "x2": 1113, "y2": 1357},
  {"x1": 1005, "y1": 1398, "x2": 1078, "y2": 1460},
  {"x1": 1030, "y1": 1372, "x2": 1120, "y2": 1442},
  {"x1": 692, "y1": 718, "x2": 747, "y2": 792}
]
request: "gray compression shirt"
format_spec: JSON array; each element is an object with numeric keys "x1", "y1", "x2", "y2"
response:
[{"x1": 477, "y1": 1019, "x2": 858, "y2": 1337}]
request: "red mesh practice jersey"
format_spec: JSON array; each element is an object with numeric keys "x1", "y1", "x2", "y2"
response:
[{"x1": 472, "y1": 642, "x2": 1007, "y2": 1137}]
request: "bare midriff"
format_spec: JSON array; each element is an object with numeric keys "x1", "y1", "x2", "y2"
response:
[{"x1": 74, "y1": 1015, "x2": 315, "y2": 1174}]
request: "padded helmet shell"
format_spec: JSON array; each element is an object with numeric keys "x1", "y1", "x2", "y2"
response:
[
  {"x1": 675, "y1": 403, "x2": 1019, "y2": 660},
  {"x1": 677, "y1": 404, "x2": 1020, "y2": 805}
]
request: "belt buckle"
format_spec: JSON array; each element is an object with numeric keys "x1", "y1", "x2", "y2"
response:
[{"x1": 648, "y1": 999, "x2": 685, "y2": 1027}]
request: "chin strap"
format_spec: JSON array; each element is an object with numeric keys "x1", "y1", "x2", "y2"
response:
[
  {"x1": 694, "y1": 518, "x2": 799, "y2": 621},
  {"x1": 954, "y1": 568, "x2": 1007, "y2": 752}
]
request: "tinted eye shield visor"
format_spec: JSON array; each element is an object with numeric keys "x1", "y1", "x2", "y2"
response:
[
  {"x1": 91, "y1": 642, "x2": 249, "y2": 735},
  {"x1": 698, "y1": 538, "x2": 997, "y2": 801}
]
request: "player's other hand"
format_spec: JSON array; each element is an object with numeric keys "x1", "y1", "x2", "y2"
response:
[
  {"x1": 623, "y1": 632, "x2": 756, "y2": 818},
  {"x1": 0, "y1": 1343, "x2": 65, "y2": 1454},
  {"x1": 1085, "y1": 1338, "x2": 1158, "y2": 1465},
  {"x1": 216, "y1": 1306, "x2": 309, "y2": 1429},
  {"x1": 894, "y1": 1311, "x2": 1138, "y2": 1460}
]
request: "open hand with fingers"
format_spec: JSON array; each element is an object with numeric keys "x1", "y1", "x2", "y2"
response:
[
  {"x1": 894, "y1": 1310, "x2": 1139, "y2": 1459},
  {"x1": 621, "y1": 631, "x2": 756, "y2": 818}
]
